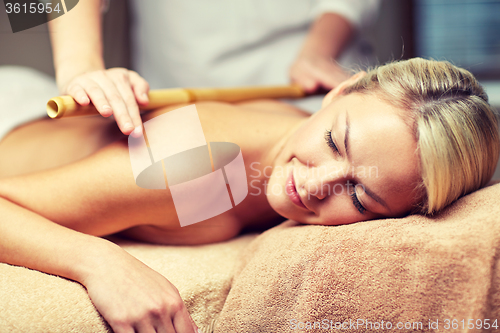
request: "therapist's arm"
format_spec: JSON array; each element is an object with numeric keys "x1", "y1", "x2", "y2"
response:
[
  {"x1": 290, "y1": 12, "x2": 354, "y2": 93},
  {"x1": 48, "y1": 0, "x2": 148, "y2": 137}
]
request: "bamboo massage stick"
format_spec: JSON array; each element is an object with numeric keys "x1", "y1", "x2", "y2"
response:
[{"x1": 47, "y1": 85, "x2": 305, "y2": 119}]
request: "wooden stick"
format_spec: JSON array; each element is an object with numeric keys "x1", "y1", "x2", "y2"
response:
[{"x1": 47, "y1": 85, "x2": 305, "y2": 118}]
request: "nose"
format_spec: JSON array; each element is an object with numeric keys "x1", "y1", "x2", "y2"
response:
[{"x1": 300, "y1": 162, "x2": 351, "y2": 200}]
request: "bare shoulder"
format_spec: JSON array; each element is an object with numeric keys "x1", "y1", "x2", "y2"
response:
[
  {"x1": 234, "y1": 99, "x2": 312, "y2": 117},
  {"x1": 143, "y1": 99, "x2": 308, "y2": 124},
  {"x1": 142, "y1": 100, "x2": 308, "y2": 154},
  {"x1": 0, "y1": 115, "x2": 121, "y2": 178}
]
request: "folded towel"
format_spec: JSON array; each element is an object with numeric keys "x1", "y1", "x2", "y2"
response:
[{"x1": 215, "y1": 183, "x2": 500, "y2": 332}]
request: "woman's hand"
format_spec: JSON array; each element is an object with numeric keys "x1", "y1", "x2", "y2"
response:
[
  {"x1": 82, "y1": 245, "x2": 199, "y2": 333},
  {"x1": 59, "y1": 68, "x2": 150, "y2": 137},
  {"x1": 289, "y1": 53, "x2": 350, "y2": 94}
]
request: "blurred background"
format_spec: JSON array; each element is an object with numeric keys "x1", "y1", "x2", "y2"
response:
[
  {"x1": 1, "y1": 0, "x2": 499, "y2": 95},
  {"x1": 1, "y1": 0, "x2": 500, "y2": 178}
]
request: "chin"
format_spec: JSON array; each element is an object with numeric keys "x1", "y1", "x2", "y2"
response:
[
  {"x1": 264, "y1": 192, "x2": 293, "y2": 220},
  {"x1": 266, "y1": 193, "x2": 285, "y2": 216}
]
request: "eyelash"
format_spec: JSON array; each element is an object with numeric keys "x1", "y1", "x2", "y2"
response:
[
  {"x1": 350, "y1": 191, "x2": 366, "y2": 214},
  {"x1": 325, "y1": 129, "x2": 366, "y2": 214},
  {"x1": 324, "y1": 129, "x2": 339, "y2": 153}
]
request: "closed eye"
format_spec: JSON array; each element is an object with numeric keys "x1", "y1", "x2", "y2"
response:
[
  {"x1": 350, "y1": 191, "x2": 366, "y2": 214},
  {"x1": 326, "y1": 129, "x2": 366, "y2": 214},
  {"x1": 324, "y1": 129, "x2": 339, "y2": 154}
]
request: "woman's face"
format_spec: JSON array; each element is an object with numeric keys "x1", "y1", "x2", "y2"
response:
[{"x1": 266, "y1": 92, "x2": 421, "y2": 226}]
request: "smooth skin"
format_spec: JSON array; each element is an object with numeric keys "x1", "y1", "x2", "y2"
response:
[
  {"x1": 267, "y1": 75, "x2": 422, "y2": 225},
  {"x1": 0, "y1": 74, "x2": 421, "y2": 333},
  {"x1": 0, "y1": 99, "x2": 305, "y2": 333},
  {"x1": 48, "y1": 0, "x2": 353, "y2": 136}
]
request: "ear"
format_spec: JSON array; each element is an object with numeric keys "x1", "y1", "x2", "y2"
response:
[{"x1": 321, "y1": 71, "x2": 367, "y2": 108}]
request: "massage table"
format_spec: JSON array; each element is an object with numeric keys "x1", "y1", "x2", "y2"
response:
[
  {"x1": 2, "y1": 182, "x2": 500, "y2": 332},
  {"x1": 1, "y1": 66, "x2": 500, "y2": 332}
]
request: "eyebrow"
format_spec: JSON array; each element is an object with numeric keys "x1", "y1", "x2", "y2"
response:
[
  {"x1": 363, "y1": 186, "x2": 389, "y2": 210},
  {"x1": 344, "y1": 112, "x2": 389, "y2": 211},
  {"x1": 344, "y1": 113, "x2": 350, "y2": 159}
]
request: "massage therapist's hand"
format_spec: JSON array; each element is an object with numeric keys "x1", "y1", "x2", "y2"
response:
[
  {"x1": 82, "y1": 245, "x2": 199, "y2": 333},
  {"x1": 59, "y1": 68, "x2": 149, "y2": 137},
  {"x1": 289, "y1": 53, "x2": 351, "y2": 94}
]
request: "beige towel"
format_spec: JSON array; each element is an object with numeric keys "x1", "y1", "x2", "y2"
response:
[
  {"x1": 0, "y1": 234, "x2": 256, "y2": 333},
  {"x1": 215, "y1": 183, "x2": 500, "y2": 333}
]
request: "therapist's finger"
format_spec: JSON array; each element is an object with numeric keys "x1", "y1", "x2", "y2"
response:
[
  {"x1": 65, "y1": 83, "x2": 91, "y2": 106},
  {"x1": 129, "y1": 71, "x2": 150, "y2": 105},
  {"x1": 95, "y1": 77, "x2": 136, "y2": 135},
  {"x1": 302, "y1": 75, "x2": 320, "y2": 92},
  {"x1": 291, "y1": 69, "x2": 320, "y2": 93},
  {"x1": 77, "y1": 78, "x2": 115, "y2": 117},
  {"x1": 111, "y1": 74, "x2": 143, "y2": 137},
  {"x1": 310, "y1": 61, "x2": 350, "y2": 89}
]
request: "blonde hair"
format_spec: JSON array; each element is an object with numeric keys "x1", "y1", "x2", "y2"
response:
[{"x1": 343, "y1": 58, "x2": 500, "y2": 214}]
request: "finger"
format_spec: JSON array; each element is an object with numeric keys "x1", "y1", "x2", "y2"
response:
[
  {"x1": 110, "y1": 323, "x2": 135, "y2": 333},
  {"x1": 310, "y1": 62, "x2": 350, "y2": 90},
  {"x1": 153, "y1": 316, "x2": 176, "y2": 333},
  {"x1": 96, "y1": 76, "x2": 136, "y2": 135},
  {"x1": 153, "y1": 322, "x2": 170, "y2": 333},
  {"x1": 290, "y1": 63, "x2": 320, "y2": 93},
  {"x1": 173, "y1": 307, "x2": 198, "y2": 333},
  {"x1": 79, "y1": 78, "x2": 114, "y2": 117},
  {"x1": 292, "y1": 74, "x2": 319, "y2": 94},
  {"x1": 66, "y1": 84, "x2": 90, "y2": 106},
  {"x1": 112, "y1": 74, "x2": 143, "y2": 137},
  {"x1": 134, "y1": 321, "x2": 158, "y2": 333},
  {"x1": 129, "y1": 71, "x2": 150, "y2": 105},
  {"x1": 147, "y1": 299, "x2": 177, "y2": 333},
  {"x1": 190, "y1": 316, "x2": 200, "y2": 333}
]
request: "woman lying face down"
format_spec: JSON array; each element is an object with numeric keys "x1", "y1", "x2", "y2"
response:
[
  {"x1": 0, "y1": 58, "x2": 498, "y2": 333},
  {"x1": 0, "y1": 58, "x2": 497, "y2": 236}
]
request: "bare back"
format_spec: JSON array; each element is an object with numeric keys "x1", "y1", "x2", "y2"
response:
[{"x1": 0, "y1": 100, "x2": 308, "y2": 244}]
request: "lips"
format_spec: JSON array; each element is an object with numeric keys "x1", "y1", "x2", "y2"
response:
[{"x1": 285, "y1": 171, "x2": 307, "y2": 210}]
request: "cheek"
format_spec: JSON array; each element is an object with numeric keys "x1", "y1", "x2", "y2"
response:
[
  {"x1": 306, "y1": 195, "x2": 368, "y2": 226},
  {"x1": 264, "y1": 167, "x2": 289, "y2": 210},
  {"x1": 288, "y1": 130, "x2": 327, "y2": 164},
  {"x1": 317, "y1": 208, "x2": 359, "y2": 225},
  {"x1": 309, "y1": 211, "x2": 365, "y2": 226}
]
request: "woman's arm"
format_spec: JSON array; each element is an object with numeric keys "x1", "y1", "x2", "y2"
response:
[
  {"x1": 48, "y1": 0, "x2": 148, "y2": 137},
  {"x1": 289, "y1": 12, "x2": 354, "y2": 93},
  {"x1": 0, "y1": 193, "x2": 198, "y2": 333}
]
